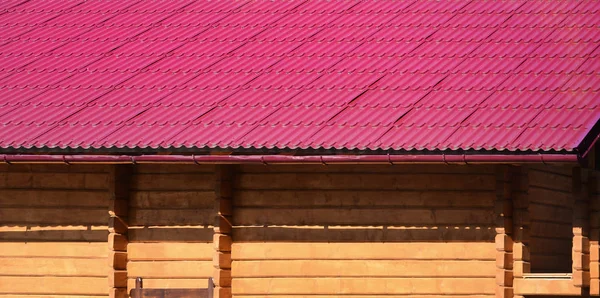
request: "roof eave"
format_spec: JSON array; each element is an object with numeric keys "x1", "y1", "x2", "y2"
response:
[{"x1": 0, "y1": 153, "x2": 580, "y2": 165}]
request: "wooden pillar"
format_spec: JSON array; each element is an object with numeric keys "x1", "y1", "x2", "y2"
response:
[
  {"x1": 214, "y1": 165, "x2": 233, "y2": 298},
  {"x1": 590, "y1": 171, "x2": 600, "y2": 295},
  {"x1": 512, "y1": 166, "x2": 530, "y2": 285},
  {"x1": 108, "y1": 165, "x2": 132, "y2": 298},
  {"x1": 573, "y1": 167, "x2": 591, "y2": 288},
  {"x1": 496, "y1": 165, "x2": 514, "y2": 298}
]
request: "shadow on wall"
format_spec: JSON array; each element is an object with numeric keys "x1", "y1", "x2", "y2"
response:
[
  {"x1": 231, "y1": 164, "x2": 498, "y2": 243},
  {"x1": 0, "y1": 164, "x2": 111, "y2": 242},
  {"x1": 233, "y1": 225, "x2": 494, "y2": 242},
  {"x1": 127, "y1": 164, "x2": 217, "y2": 243}
]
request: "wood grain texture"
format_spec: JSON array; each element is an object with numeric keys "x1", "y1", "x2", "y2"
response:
[
  {"x1": 0, "y1": 208, "x2": 107, "y2": 225},
  {"x1": 0, "y1": 165, "x2": 111, "y2": 297},
  {"x1": 236, "y1": 173, "x2": 495, "y2": 191},
  {"x1": 232, "y1": 243, "x2": 496, "y2": 260},
  {"x1": 129, "y1": 243, "x2": 213, "y2": 260},
  {"x1": 231, "y1": 278, "x2": 496, "y2": 295},
  {"x1": 233, "y1": 296, "x2": 494, "y2": 298},
  {"x1": 0, "y1": 276, "x2": 108, "y2": 295},
  {"x1": 129, "y1": 261, "x2": 213, "y2": 278},
  {"x1": 528, "y1": 165, "x2": 574, "y2": 273},
  {"x1": 235, "y1": 190, "x2": 495, "y2": 208},
  {"x1": 0, "y1": 242, "x2": 108, "y2": 257},
  {"x1": 232, "y1": 260, "x2": 495, "y2": 277},
  {"x1": 0, "y1": 258, "x2": 106, "y2": 276}
]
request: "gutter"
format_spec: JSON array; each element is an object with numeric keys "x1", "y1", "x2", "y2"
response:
[{"x1": 0, "y1": 153, "x2": 580, "y2": 165}]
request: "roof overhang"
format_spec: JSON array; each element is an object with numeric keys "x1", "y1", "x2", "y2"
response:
[{"x1": 0, "y1": 153, "x2": 581, "y2": 165}]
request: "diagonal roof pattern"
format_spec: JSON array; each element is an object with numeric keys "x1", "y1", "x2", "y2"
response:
[{"x1": 0, "y1": 0, "x2": 599, "y2": 152}]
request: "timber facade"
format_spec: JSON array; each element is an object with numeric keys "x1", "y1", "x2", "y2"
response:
[{"x1": 0, "y1": 162, "x2": 598, "y2": 298}]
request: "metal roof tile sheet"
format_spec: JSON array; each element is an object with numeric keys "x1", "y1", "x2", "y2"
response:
[{"x1": 0, "y1": 0, "x2": 599, "y2": 152}]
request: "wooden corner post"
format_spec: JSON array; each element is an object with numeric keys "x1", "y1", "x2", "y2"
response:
[
  {"x1": 590, "y1": 170, "x2": 600, "y2": 295},
  {"x1": 496, "y1": 165, "x2": 514, "y2": 298},
  {"x1": 511, "y1": 165, "x2": 530, "y2": 297},
  {"x1": 573, "y1": 167, "x2": 591, "y2": 289},
  {"x1": 214, "y1": 165, "x2": 234, "y2": 298},
  {"x1": 108, "y1": 165, "x2": 132, "y2": 298}
]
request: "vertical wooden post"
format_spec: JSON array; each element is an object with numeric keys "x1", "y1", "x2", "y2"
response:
[
  {"x1": 573, "y1": 167, "x2": 591, "y2": 288},
  {"x1": 590, "y1": 170, "x2": 600, "y2": 295},
  {"x1": 214, "y1": 165, "x2": 233, "y2": 298},
  {"x1": 512, "y1": 166, "x2": 530, "y2": 284},
  {"x1": 108, "y1": 165, "x2": 132, "y2": 298},
  {"x1": 496, "y1": 165, "x2": 514, "y2": 298}
]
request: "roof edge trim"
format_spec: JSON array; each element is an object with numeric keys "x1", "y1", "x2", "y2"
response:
[{"x1": 0, "y1": 153, "x2": 580, "y2": 165}]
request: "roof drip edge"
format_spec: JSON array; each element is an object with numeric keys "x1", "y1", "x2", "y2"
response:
[{"x1": 0, "y1": 153, "x2": 580, "y2": 165}]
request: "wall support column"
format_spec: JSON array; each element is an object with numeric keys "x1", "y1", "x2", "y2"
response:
[
  {"x1": 512, "y1": 166, "x2": 530, "y2": 298},
  {"x1": 573, "y1": 167, "x2": 591, "y2": 289},
  {"x1": 108, "y1": 165, "x2": 132, "y2": 298},
  {"x1": 214, "y1": 165, "x2": 234, "y2": 298},
  {"x1": 590, "y1": 170, "x2": 600, "y2": 295},
  {"x1": 496, "y1": 165, "x2": 514, "y2": 298}
]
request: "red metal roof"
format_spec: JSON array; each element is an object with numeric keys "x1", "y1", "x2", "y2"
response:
[{"x1": 0, "y1": 0, "x2": 599, "y2": 153}]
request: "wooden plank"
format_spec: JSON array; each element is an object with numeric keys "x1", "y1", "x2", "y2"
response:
[
  {"x1": 0, "y1": 208, "x2": 107, "y2": 225},
  {"x1": 0, "y1": 276, "x2": 108, "y2": 295},
  {"x1": 528, "y1": 187, "x2": 572, "y2": 207},
  {"x1": 129, "y1": 243, "x2": 213, "y2": 260},
  {"x1": 135, "y1": 164, "x2": 215, "y2": 174},
  {"x1": 232, "y1": 260, "x2": 495, "y2": 277},
  {"x1": 234, "y1": 208, "x2": 494, "y2": 226},
  {"x1": 0, "y1": 190, "x2": 108, "y2": 207},
  {"x1": 233, "y1": 226, "x2": 495, "y2": 242},
  {"x1": 529, "y1": 169, "x2": 572, "y2": 192},
  {"x1": 0, "y1": 228, "x2": 109, "y2": 242},
  {"x1": 128, "y1": 261, "x2": 213, "y2": 278},
  {"x1": 129, "y1": 209, "x2": 213, "y2": 226},
  {"x1": 133, "y1": 173, "x2": 215, "y2": 191},
  {"x1": 110, "y1": 251, "x2": 128, "y2": 270},
  {"x1": 529, "y1": 164, "x2": 574, "y2": 177},
  {"x1": 529, "y1": 204, "x2": 572, "y2": 223},
  {"x1": 130, "y1": 191, "x2": 214, "y2": 209},
  {"x1": 0, "y1": 258, "x2": 106, "y2": 277},
  {"x1": 109, "y1": 233, "x2": 128, "y2": 252},
  {"x1": 236, "y1": 173, "x2": 496, "y2": 191},
  {"x1": 231, "y1": 277, "x2": 496, "y2": 295},
  {"x1": 129, "y1": 227, "x2": 213, "y2": 242},
  {"x1": 514, "y1": 278, "x2": 580, "y2": 295},
  {"x1": 19, "y1": 172, "x2": 107, "y2": 190},
  {"x1": 232, "y1": 243, "x2": 496, "y2": 260},
  {"x1": 239, "y1": 164, "x2": 496, "y2": 174},
  {"x1": 530, "y1": 222, "x2": 572, "y2": 238},
  {"x1": 0, "y1": 296, "x2": 107, "y2": 298},
  {"x1": 529, "y1": 238, "x2": 572, "y2": 254},
  {"x1": 235, "y1": 190, "x2": 495, "y2": 208},
  {"x1": 0, "y1": 242, "x2": 108, "y2": 257},
  {"x1": 232, "y1": 296, "x2": 494, "y2": 298},
  {"x1": 127, "y1": 278, "x2": 212, "y2": 290}
]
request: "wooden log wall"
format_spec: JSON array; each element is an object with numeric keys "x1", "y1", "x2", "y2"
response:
[
  {"x1": 512, "y1": 166, "x2": 530, "y2": 280},
  {"x1": 231, "y1": 164, "x2": 498, "y2": 298},
  {"x1": 573, "y1": 168, "x2": 590, "y2": 288},
  {"x1": 108, "y1": 166, "x2": 132, "y2": 297},
  {"x1": 590, "y1": 171, "x2": 600, "y2": 295},
  {"x1": 0, "y1": 164, "x2": 111, "y2": 297},
  {"x1": 126, "y1": 164, "x2": 216, "y2": 292},
  {"x1": 214, "y1": 166, "x2": 234, "y2": 298},
  {"x1": 528, "y1": 165, "x2": 574, "y2": 273},
  {"x1": 495, "y1": 166, "x2": 513, "y2": 298},
  {"x1": 1, "y1": 162, "x2": 593, "y2": 297}
]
